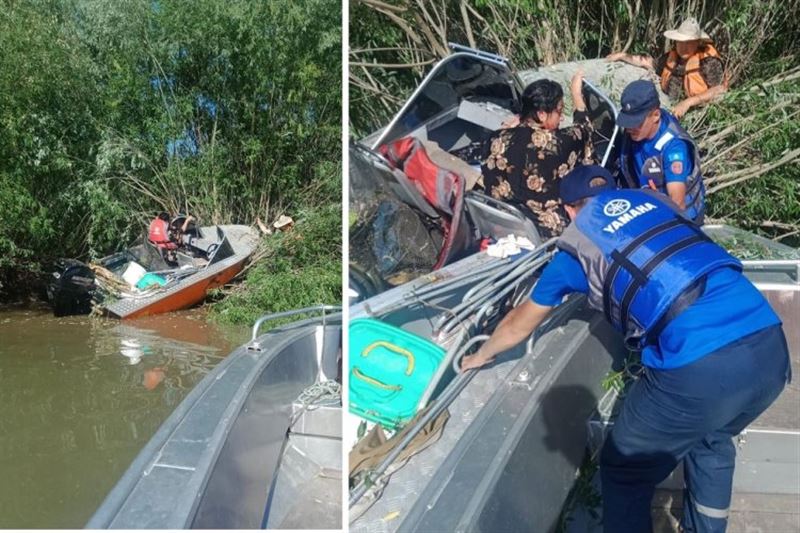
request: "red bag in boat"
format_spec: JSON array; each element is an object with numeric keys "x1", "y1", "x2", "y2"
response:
[{"x1": 379, "y1": 137, "x2": 476, "y2": 269}]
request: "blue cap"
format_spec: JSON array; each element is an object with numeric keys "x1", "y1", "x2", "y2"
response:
[
  {"x1": 617, "y1": 80, "x2": 660, "y2": 128},
  {"x1": 560, "y1": 165, "x2": 615, "y2": 204}
]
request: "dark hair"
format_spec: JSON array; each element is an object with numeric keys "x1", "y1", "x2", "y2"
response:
[
  {"x1": 158, "y1": 212, "x2": 170, "y2": 221},
  {"x1": 520, "y1": 79, "x2": 563, "y2": 121}
]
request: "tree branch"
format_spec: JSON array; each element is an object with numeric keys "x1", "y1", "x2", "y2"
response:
[
  {"x1": 357, "y1": 0, "x2": 406, "y2": 14},
  {"x1": 707, "y1": 147, "x2": 800, "y2": 194}
]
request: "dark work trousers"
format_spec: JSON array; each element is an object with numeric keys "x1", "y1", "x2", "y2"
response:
[{"x1": 600, "y1": 324, "x2": 791, "y2": 533}]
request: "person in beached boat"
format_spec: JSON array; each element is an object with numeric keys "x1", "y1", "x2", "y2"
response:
[
  {"x1": 481, "y1": 70, "x2": 594, "y2": 239},
  {"x1": 606, "y1": 17, "x2": 727, "y2": 119},
  {"x1": 463, "y1": 165, "x2": 790, "y2": 533},
  {"x1": 616, "y1": 79, "x2": 706, "y2": 224},
  {"x1": 148, "y1": 212, "x2": 195, "y2": 265}
]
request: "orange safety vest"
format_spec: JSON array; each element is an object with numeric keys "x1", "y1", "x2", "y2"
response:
[
  {"x1": 660, "y1": 44, "x2": 723, "y2": 97},
  {"x1": 148, "y1": 218, "x2": 176, "y2": 250}
]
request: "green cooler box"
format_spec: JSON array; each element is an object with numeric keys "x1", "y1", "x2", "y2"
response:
[{"x1": 349, "y1": 318, "x2": 445, "y2": 430}]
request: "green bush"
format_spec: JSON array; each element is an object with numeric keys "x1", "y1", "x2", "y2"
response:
[
  {"x1": 210, "y1": 201, "x2": 342, "y2": 326},
  {"x1": 0, "y1": 0, "x2": 341, "y2": 301}
]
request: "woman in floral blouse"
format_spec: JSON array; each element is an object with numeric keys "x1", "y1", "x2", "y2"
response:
[{"x1": 481, "y1": 70, "x2": 594, "y2": 238}]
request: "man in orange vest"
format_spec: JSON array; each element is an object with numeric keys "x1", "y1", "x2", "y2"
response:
[
  {"x1": 148, "y1": 212, "x2": 194, "y2": 264},
  {"x1": 606, "y1": 17, "x2": 727, "y2": 118}
]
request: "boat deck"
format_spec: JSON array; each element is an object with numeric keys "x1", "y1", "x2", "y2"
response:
[
  {"x1": 568, "y1": 336, "x2": 800, "y2": 533},
  {"x1": 272, "y1": 468, "x2": 341, "y2": 529},
  {"x1": 654, "y1": 490, "x2": 800, "y2": 532},
  {"x1": 349, "y1": 300, "x2": 610, "y2": 533},
  {"x1": 566, "y1": 483, "x2": 800, "y2": 532}
]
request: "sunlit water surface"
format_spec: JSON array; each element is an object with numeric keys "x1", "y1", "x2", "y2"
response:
[{"x1": 0, "y1": 306, "x2": 247, "y2": 528}]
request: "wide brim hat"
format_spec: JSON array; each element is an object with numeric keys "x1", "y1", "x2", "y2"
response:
[
  {"x1": 663, "y1": 17, "x2": 711, "y2": 42},
  {"x1": 273, "y1": 214, "x2": 294, "y2": 229}
]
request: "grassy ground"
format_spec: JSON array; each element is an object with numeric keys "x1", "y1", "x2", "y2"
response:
[{"x1": 208, "y1": 202, "x2": 342, "y2": 326}]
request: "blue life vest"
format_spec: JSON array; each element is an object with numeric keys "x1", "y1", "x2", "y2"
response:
[
  {"x1": 619, "y1": 110, "x2": 706, "y2": 223},
  {"x1": 556, "y1": 189, "x2": 741, "y2": 348}
]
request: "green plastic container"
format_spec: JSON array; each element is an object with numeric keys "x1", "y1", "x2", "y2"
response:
[
  {"x1": 136, "y1": 273, "x2": 167, "y2": 290},
  {"x1": 349, "y1": 318, "x2": 445, "y2": 429}
]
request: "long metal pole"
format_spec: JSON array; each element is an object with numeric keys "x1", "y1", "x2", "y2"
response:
[{"x1": 349, "y1": 335, "x2": 490, "y2": 508}]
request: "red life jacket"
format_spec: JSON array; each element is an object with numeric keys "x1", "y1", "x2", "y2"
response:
[{"x1": 148, "y1": 218, "x2": 177, "y2": 250}]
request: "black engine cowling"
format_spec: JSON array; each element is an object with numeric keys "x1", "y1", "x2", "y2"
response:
[{"x1": 47, "y1": 259, "x2": 96, "y2": 317}]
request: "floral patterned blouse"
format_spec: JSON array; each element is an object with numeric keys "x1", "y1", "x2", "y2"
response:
[{"x1": 480, "y1": 110, "x2": 595, "y2": 238}]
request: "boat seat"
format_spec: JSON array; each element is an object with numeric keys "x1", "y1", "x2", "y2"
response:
[
  {"x1": 132, "y1": 239, "x2": 171, "y2": 271},
  {"x1": 350, "y1": 142, "x2": 438, "y2": 219},
  {"x1": 419, "y1": 139, "x2": 481, "y2": 190},
  {"x1": 186, "y1": 235, "x2": 216, "y2": 256},
  {"x1": 387, "y1": 167, "x2": 442, "y2": 220},
  {"x1": 465, "y1": 190, "x2": 542, "y2": 246}
]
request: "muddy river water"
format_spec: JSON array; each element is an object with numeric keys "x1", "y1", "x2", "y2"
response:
[{"x1": 0, "y1": 306, "x2": 248, "y2": 528}]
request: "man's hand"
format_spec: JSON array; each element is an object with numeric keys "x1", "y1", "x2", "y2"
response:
[
  {"x1": 605, "y1": 52, "x2": 654, "y2": 70},
  {"x1": 672, "y1": 99, "x2": 694, "y2": 119},
  {"x1": 459, "y1": 300, "x2": 553, "y2": 373},
  {"x1": 461, "y1": 348, "x2": 494, "y2": 371},
  {"x1": 180, "y1": 215, "x2": 195, "y2": 233}
]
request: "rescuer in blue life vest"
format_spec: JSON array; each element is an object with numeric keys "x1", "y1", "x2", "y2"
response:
[
  {"x1": 616, "y1": 79, "x2": 706, "y2": 224},
  {"x1": 462, "y1": 165, "x2": 790, "y2": 533}
]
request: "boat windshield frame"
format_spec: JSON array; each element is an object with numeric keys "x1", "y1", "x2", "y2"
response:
[
  {"x1": 371, "y1": 45, "x2": 524, "y2": 149},
  {"x1": 581, "y1": 78, "x2": 620, "y2": 167}
]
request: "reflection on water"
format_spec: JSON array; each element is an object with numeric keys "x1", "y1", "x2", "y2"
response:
[{"x1": 0, "y1": 305, "x2": 247, "y2": 528}]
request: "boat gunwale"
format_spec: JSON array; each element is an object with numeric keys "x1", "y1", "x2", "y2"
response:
[{"x1": 86, "y1": 314, "x2": 342, "y2": 528}]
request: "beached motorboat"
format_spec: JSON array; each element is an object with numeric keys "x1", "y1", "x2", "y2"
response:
[
  {"x1": 348, "y1": 45, "x2": 800, "y2": 530},
  {"x1": 48, "y1": 220, "x2": 258, "y2": 319},
  {"x1": 349, "y1": 46, "x2": 620, "y2": 301},
  {"x1": 88, "y1": 305, "x2": 343, "y2": 529}
]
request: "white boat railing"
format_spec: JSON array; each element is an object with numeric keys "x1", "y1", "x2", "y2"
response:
[
  {"x1": 742, "y1": 259, "x2": 800, "y2": 284},
  {"x1": 248, "y1": 304, "x2": 342, "y2": 351}
]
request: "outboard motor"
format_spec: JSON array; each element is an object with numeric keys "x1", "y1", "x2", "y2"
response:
[{"x1": 47, "y1": 259, "x2": 96, "y2": 317}]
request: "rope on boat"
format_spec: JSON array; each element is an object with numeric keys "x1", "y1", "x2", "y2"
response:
[
  {"x1": 289, "y1": 380, "x2": 341, "y2": 427},
  {"x1": 435, "y1": 239, "x2": 558, "y2": 335},
  {"x1": 297, "y1": 379, "x2": 341, "y2": 405}
]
